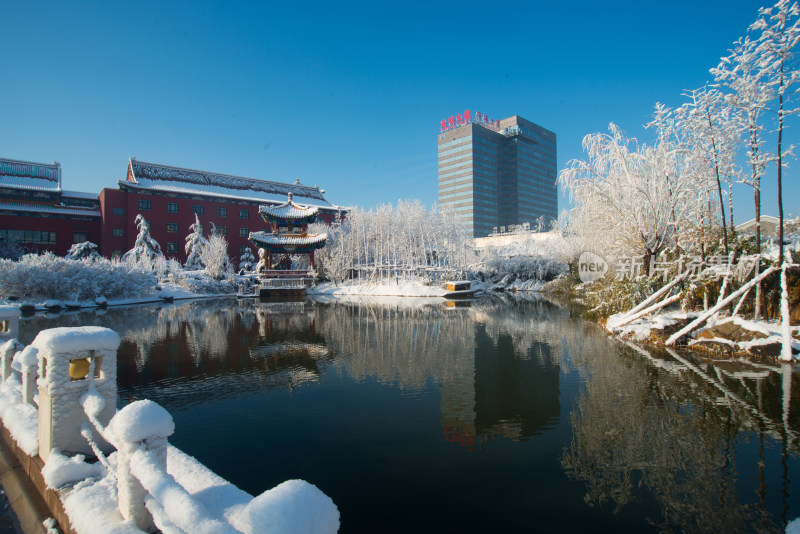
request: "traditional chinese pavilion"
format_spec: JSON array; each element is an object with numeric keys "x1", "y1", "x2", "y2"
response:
[{"x1": 249, "y1": 193, "x2": 327, "y2": 281}]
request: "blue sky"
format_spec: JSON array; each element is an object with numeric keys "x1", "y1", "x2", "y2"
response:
[{"x1": 1, "y1": 0, "x2": 795, "y2": 222}]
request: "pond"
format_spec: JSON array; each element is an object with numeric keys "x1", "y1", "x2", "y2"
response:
[{"x1": 18, "y1": 295, "x2": 800, "y2": 533}]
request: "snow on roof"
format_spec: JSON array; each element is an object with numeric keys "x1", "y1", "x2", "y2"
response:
[
  {"x1": 0, "y1": 157, "x2": 61, "y2": 192},
  {"x1": 0, "y1": 201, "x2": 100, "y2": 218},
  {"x1": 119, "y1": 180, "x2": 334, "y2": 210},
  {"x1": 128, "y1": 159, "x2": 333, "y2": 207},
  {"x1": 249, "y1": 231, "x2": 327, "y2": 247},
  {"x1": 259, "y1": 193, "x2": 320, "y2": 220},
  {"x1": 61, "y1": 190, "x2": 98, "y2": 200}
]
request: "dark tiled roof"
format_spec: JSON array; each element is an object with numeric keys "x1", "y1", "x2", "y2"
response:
[
  {"x1": 0, "y1": 157, "x2": 61, "y2": 191},
  {"x1": 128, "y1": 159, "x2": 332, "y2": 206}
]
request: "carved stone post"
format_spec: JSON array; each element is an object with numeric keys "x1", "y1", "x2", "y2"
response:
[{"x1": 32, "y1": 327, "x2": 120, "y2": 461}]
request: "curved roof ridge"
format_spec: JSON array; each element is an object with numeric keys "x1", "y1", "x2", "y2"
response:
[
  {"x1": 129, "y1": 159, "x2": 328, "y2": 202},
  {"x1": 259, "y1": 192, "x2": 320, "y2": 220}
]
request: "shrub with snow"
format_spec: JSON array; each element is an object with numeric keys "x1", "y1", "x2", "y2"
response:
[
  {"x1": 201, "y1": 226, "x2": 234, "y2": 280},
  {"x1": 176, "y1": 270, "x2": 237, "y2": 294},
  {"x1": 0, "y1": 235, "x2": 26, "y2": 261},
  {"x1": 239, "y1": 247, "x2": 256, "y2": 273},
  {"x1": 0, "y1": 253, "x2": 157, "y2": 300},
  {"x1": 472, "y1": 254, "x2": 568, "y2": 289},
  {"x1": 65, "y1": 241, "x2": 101, "y2": 261}
]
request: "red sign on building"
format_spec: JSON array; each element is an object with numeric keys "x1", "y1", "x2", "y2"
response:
[{"x1": 439, "y1": 109, "x2": 499, "y2": 132}]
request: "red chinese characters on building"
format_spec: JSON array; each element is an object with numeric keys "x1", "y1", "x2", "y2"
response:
[
  {"x1": 441, "y1": 109, "x2": 474, "y2": 132},
  {"x1": 439, "y1": 109, "x2": 501, "y2": 132}
]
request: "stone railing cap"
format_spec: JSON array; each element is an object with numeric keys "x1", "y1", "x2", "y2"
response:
[{"x1": 31, "y1": 327, "x2": 121, "y2": 354}]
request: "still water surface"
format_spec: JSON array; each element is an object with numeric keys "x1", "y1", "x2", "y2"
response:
[{"x1": 18, "y1": 295, "x2": 800, "y2": 533}]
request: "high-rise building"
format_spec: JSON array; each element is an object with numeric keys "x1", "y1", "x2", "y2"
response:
[{"x1": 437, "y1": 110, "x2": 557, "y2": 237}]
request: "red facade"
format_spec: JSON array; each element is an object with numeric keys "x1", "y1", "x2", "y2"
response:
[
  {"x1": 0, "y1": 210, "x2": 101, "y2": 256},
  {"x1": 100, "y1": 188, "x2": 337, "y2": 262},
  {"x1": 1, "y1": 157, "x2": 343, "y2": 261}
]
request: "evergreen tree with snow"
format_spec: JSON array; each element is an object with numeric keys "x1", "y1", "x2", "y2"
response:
[
  {"x1": 122, "y1": 215, "x2": 164, "y2": 264},
  {"x1": 0, "y1": 235, "x2": 25, "y2": 260},
  {"x1": 239, "y1": 246, "x2": 256, "y2": 273},
  {"x1": 65, "y1": 241, "x2": 101, "y2": 261},
  {"x1": 184, "y1": 214, "x2": 208, "y2": 270}
]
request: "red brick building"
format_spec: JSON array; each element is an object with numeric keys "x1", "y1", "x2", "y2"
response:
[
  {"x1": 0, "y1": 157, "x2": 345, "y2": 261},
  {"x1": 0, "y1": 158, "x2": 102, "y2": 256}
]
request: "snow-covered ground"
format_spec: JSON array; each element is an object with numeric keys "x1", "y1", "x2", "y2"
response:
[
  {"x1": 609, "y1": 311, "x2": 800, "y2": 359},
  {"x1": 307, "y1": 280, "x2": 484, "y2": 298}
]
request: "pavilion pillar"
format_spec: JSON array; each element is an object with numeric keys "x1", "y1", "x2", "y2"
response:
[{"x1": 310, "y1": 250, "x2": 315, "y2": 269}]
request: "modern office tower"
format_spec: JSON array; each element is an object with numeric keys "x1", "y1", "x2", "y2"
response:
[{"x1": 437, "y1": 111, "x2": 557, "y2": 238}]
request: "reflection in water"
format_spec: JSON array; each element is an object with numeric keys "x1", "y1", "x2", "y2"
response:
[
  {"x1": 17, "y1": 296, "x2": 800, "y2": 533},
  {"x1": 561, "y1": 338, "x2": 798, "y2": 533}
]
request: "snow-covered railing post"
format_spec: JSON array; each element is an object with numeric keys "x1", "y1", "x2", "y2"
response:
[
  {"x1": 1, "y1": 338, "x2": 23, "y2": 383},
  {"x1": 32, "y1": 327, "x2": 120, "y2": 462},
  {"x1": 18, "y1": 347, "x2": 39, "y2": 406},
  {"x1": 0, "y1": 305, "x2": 20, "y2": 343},
  {"x1": 108, "y1": 400, "x2": 174, "y2": 533}
]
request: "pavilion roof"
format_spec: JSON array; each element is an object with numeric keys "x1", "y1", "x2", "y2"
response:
[
  {"x1": 259, "y1": 193, "x2": 320, "y2": 221},
  {"x1": 249, "y1": 231, "x2": 328, "y2": 249}
]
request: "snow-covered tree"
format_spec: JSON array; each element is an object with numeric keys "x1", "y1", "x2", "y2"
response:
[
  {"x1": 201, "y1": 226, "x2": 233, "y2": 280},
  {"x1": 314, "y1": 200, "x2": 473, "y2": 284},
  {"x1": 65, "y1": 241, "x2": 101, "y2": 261},
  {"x1": 184, "y1": 214, "x2": 207, "y2": 270},
  {"x1": 752, "y1": 0, "x2": 800, "y2": 264},
  {"x1": 667, "y1": 87, "x2": 743, "y2": 255},
  {"x1": 712, "y1": 36, "x2": 774, "y2": 255},
  {"x1": 122, "y1": 214, "x2": 164, "y2": 265},
  {"x1": 239, "y1": 247, "x2": 256, "y2": 273},
  {"x1": 559, "y1": 123, "x2": 699, "y2": 274}
]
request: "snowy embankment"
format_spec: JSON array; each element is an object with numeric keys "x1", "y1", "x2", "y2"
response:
[
  {"x1": 6, "y1": 282, "x2": 231, "y2": 313},
  {"x1": 608, "y1": 312, "x2": 800, "y2": 359},
  {"x1": 308, "y1": 280, "x2": 476, "y2": 298}
]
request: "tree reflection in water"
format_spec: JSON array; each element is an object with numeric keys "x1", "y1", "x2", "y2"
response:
[{"x1": 561, "y1": 337, "x2": 797, "y2": 533}]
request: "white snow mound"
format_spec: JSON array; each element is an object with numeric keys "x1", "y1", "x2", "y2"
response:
[
  {"x1": 236, "y1": 479, "x2": 340, "y2": 534},
  {"x1": 108, "y1": 400, "x2": 174, "y2": 443}
]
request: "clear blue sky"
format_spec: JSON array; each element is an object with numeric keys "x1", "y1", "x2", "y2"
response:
[{"x1": 1, "y1": 0, "x2": 795, "y2": 222}]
